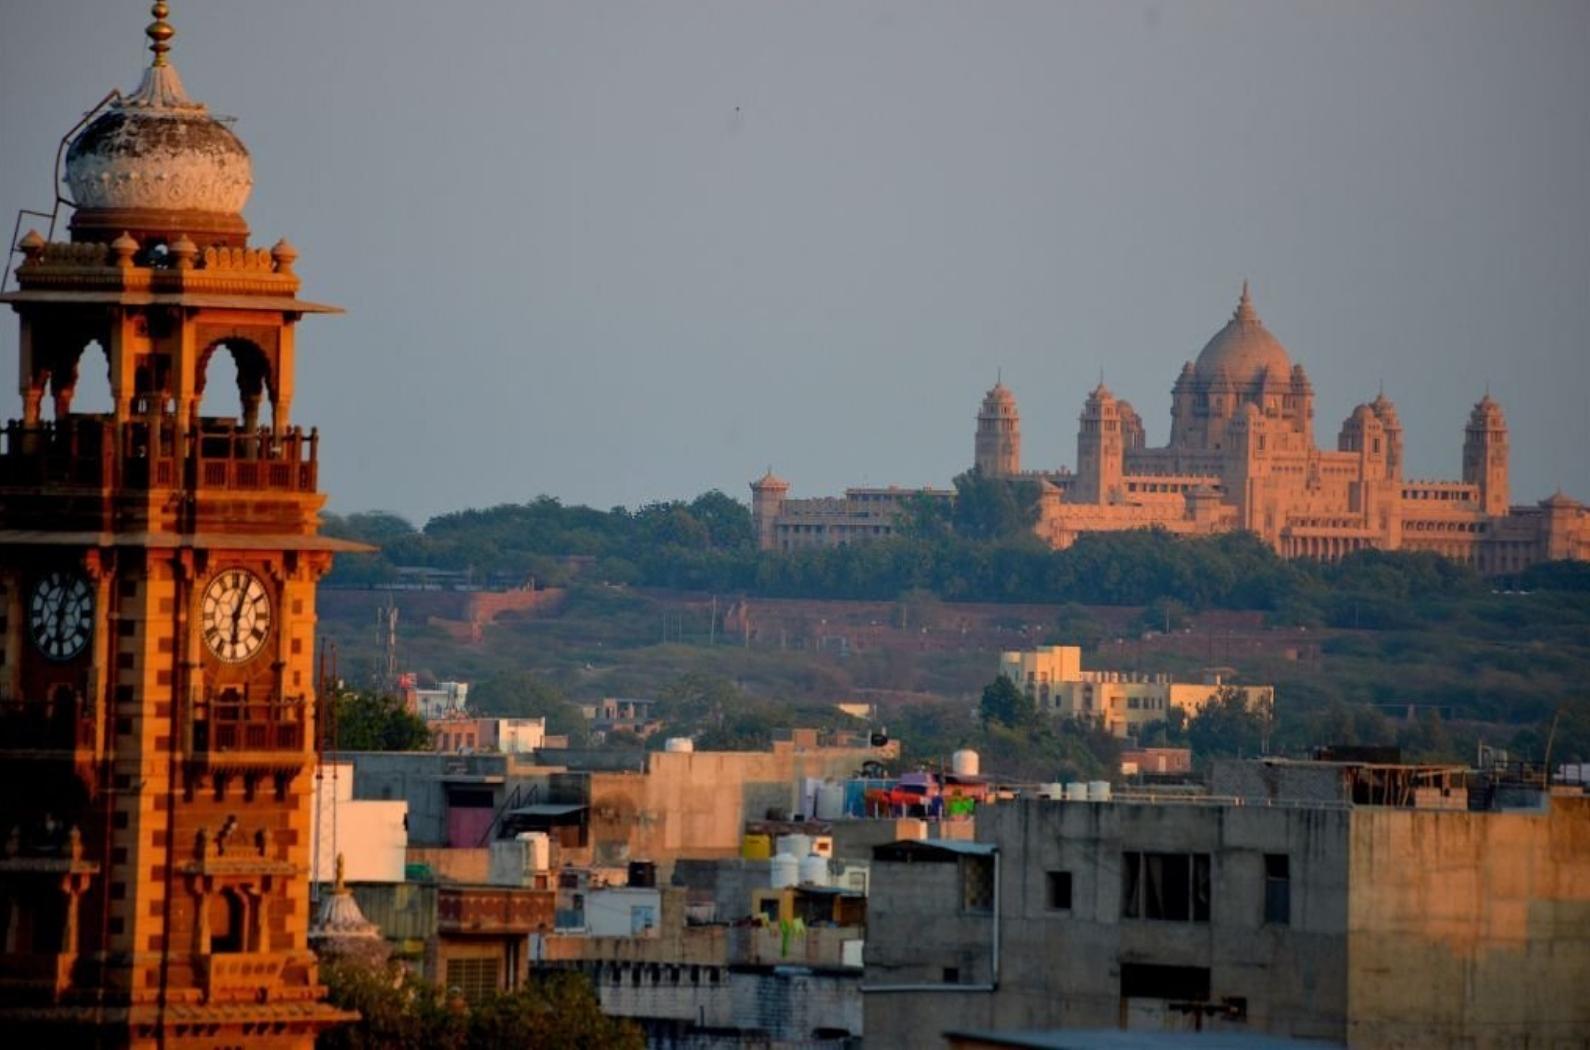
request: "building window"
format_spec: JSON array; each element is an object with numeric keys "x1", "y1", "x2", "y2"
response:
[
  {"x1": 1046, "y1": 871, "x2": 1072, "y2": 911},
  {"x1": 1121, "y1": 851, "x2": 1210, "y2": 923},
  {"x1": 942, "y1": 966, "x2": 961, "y2": 984},
  {"x1": 1264, "y1": 853, "x2": 1290, "y2": 925},
  {"x1": 445, "y1": 956, "x2": 500, "y2": 1005},
  {"x1": 960, "y1": 856, "x2": 994, "y2": 914},
  {"x1": 1121, "y1": 962, "x2": 1211, "y2": 1002}
]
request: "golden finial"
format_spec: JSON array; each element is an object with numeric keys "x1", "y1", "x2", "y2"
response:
[{"x1": 146, "y1": 2, "x2": 175, "y2": 67}]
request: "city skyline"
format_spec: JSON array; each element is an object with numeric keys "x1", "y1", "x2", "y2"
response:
[{"x1": 3, "y1": 0, "x2": 1588, "y2": 523}]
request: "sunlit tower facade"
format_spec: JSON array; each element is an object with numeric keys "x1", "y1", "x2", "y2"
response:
[{"x1": 0, "y1": 6, "x2": 358, "y2": 1045}]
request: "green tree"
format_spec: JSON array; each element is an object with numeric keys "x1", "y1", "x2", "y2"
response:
[
  {"x1": 979, "y1": 674, "x2": 1034, "y2": 728},
  {"x1": 686, "y1": 489, "x2": 755, "y2": 549},
  {"x1": 465, "y1": 971, "x2": 644, "y2": 1049},
  {"x1": 317, "y1": 958, "x2": 641, "y2": 1050},
  {"x1": 469, "y1": 672, "x2": 585, "y2": 739},
  {"x1": 329, "y1": 690, "x2": 430, "y2": 751},
  {"x1": 322, "y1": 511, "x2": 419, "y2": 543},
  {"x1": 1136, "y1": 706, "x2": 1188, "y2": 747},
  {"x1": 1187, "y1": 687, "x2": 1270, "y2": 760},
  {"x1": 951, "y1": 470, "x2": 1040, "y2": 541},
  {"x1": 1139, "y1": 597, "x2": 1190, "y2": 634},
  {"x1": 657, "y1": 671, "x2": 742, "y2": 726}
]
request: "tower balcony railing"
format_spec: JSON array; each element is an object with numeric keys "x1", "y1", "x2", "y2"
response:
[
  {"x1": 0, "y1": 416, "x2": 318, "y2": 494},
  {"x1": 0, "y1": 953, "x2": 78, "y2": 1000},
  {"x1": 190, "y1": 689, "x2": 309, "y2": 765},
  {"x1": 0, "y1": 693, "x2": 97, "y2": 756}
]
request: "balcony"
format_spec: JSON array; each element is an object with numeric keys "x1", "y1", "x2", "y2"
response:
[
  {"x1": 0, "y1": 953, "x2": 78, "y2": 999},
  {"x1": 0, "y1": 417, "x2": 318, "y2": 495},
  {"x1": 190, "y1": 691, "x2": 309, "y2": 769},
  {"x1": 0, "y1": 695, "x2": 97, "y2": 758},
  {"x1": 438, "y1": 885, "x2": 555, "y2": 936},
  {"x1": 197, "y1": 951, "x2": 293, "y2": 1004}
]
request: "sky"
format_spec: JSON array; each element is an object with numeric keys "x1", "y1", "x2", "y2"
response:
[{"x1": 2, "y1": 1, "x2": 1587, "y2": 524}]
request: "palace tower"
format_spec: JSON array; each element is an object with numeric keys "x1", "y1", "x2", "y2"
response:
[
  {"x1": 973, "y1": 381, "x2": 1021, "y2": 476},
  {"x1": 0, "y1": 6, "x2": 358, "y2": 1045}
]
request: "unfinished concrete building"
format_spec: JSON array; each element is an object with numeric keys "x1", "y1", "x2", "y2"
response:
[{"x1": 864, "y1": 793, "x2": 1590, "y2": 1048}]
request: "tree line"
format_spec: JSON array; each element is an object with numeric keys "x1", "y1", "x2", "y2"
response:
[{"x1": 321, "y1": 484, "x2": 1585, "y2": 630}]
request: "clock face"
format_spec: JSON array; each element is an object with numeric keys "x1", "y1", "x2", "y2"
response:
[
  {"x1": 200, "y1": 568, "x2": 272, "y2": 664},
  {"x1": 29, "y1": 570, "x2": 94, "y2": 661}
]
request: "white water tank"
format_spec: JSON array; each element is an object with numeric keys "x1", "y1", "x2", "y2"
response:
[
  {"x1": 952, "y1": 749, "x2": 980, "y2": 777},
  {"x1": 799, "y1": 851, "x2": 830, "y2": 887},
  {"x1": 665, "y1": 737, "x2": 694, "y2": 753},
  {"x1": 1039, "y1": 782, "x2": 1065, "y2": 800},
  {"x1": 777, "y1": 833, "x2": 812, "y2": 860},
  {"x1": 1087, "y1": 781, "x2": 1113, "y2": 802},
  {"x1": 1064, "y1": 782, "x2": 1088, "y2": 801},
  {"x1": 815, "y1": 781, "x2": 846, "y2": 820},
  {"x1": 770, "y1": 851, "x2": 799, "y2": 889},
  {"x1": 518, "y1": 831, "x2": 551, "y2": 872}
]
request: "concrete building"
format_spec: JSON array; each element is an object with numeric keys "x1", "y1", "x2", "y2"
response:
[
  {"x1": 1120, "y1": 748, "x2": 1194, "y2": 777},
  {"x1": 410, "y1": 679, "x2": 469, "y2": 719},
  {"x1": 543, "y1": 883, "x2": 865, "y2": 1048},
  {"x1": 863, "y1": 792, "x2": 1590, "y2": 1047},
  {"x1": 333, "y1": 729, "x2": 897, "y2": 866},
  {"x1": 347, "y1": 879, "x2": 555, "y2": 1004},
  {"x1": 580, "y1": 696, "x2": 663, "y2": 740},
  {"x1": 428, "y1": 714, "x2": 546, "y2": 754},
  {"x1": 999, "y1": 645, "x2": 1273, "y2": 738},
  {"x1": 754, "y1": 285, "x2": 1590, "y2": 573},
  {"x1": 309, "y1": 763, "x2": 408, "y2": 883}
]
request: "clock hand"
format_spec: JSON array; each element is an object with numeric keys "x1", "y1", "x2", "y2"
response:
[{"x1": 230, "y1": 591, "x2": 247, "y2": 644}]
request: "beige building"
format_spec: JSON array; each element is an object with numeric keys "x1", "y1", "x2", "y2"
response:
[
  {"x1": 754, "y1": 285, "x2": 1590, "y2": 573},
  {"x1": 999, "y1": 645, "x2": 1272, "y2": 738},
  {"x1": 750, "y1": 472, "x2": 952, "y2": 551}
]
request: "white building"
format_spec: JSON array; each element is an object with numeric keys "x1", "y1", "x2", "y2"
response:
[
  {"x1": 413, "y1": 680, "x2": 469, "y2": 719},
  {"x1": 309, "y1": 762, "x2": 408, "y2": 883}
]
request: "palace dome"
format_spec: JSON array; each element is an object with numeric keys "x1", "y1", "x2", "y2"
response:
[
  {"x1": 1194, "y1": 282, "x2": 1292, "y2": 386},
  {"x1": 64, "y1": 8, "x2": 252, "y2": 237}
]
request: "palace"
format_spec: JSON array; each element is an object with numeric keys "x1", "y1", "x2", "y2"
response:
[
  {"x1": 753, "y1": 284, "x2": 1589, "y2": 573},
  {"x1": 0, "y1": 6, "x2": 356, "y2": 1045}
]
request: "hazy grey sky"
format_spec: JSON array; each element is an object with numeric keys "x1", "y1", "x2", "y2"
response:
[{"x1": 3, "y1": 1, "x2": 1587, "y2": 524}]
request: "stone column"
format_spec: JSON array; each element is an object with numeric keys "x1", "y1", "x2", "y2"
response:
[{"x1": 194, "y1": 877, "x2": 213, "y2": 954}]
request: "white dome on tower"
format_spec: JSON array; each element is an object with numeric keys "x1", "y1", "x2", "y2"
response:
[{"x1": 63, "y1": 4, "x2": 252, "y2": 234}]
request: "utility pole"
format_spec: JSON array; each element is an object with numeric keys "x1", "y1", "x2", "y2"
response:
[
  {"x1": 710, "y1": 595, "x2": 718, "y2": 646},
  {"x1": 376, "y1": 599, "x2": 398, "y2": 692}
]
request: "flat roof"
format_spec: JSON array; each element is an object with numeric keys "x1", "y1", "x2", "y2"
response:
[
  {"x1": 506, "y1": 803, "x2": 588, "y2": 818},
  {"x1": 0, "y1": 530, "x2": 374, "y2": 553},
  {"x1": 873, "y1": 838, "x2": 996, "y2": 862},
  {"x1": 0, "y1": 289, "x2": 343, "y2": 313},
  {"x1": 944, "y1": 1030, "x2": 1332, "y2": 1050}
]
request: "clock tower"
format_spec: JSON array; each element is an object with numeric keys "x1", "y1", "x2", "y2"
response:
[{"x1": 0, "y1": 5, "x2": 359, "y2": 1046}]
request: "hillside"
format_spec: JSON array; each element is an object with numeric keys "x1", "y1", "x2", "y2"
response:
[{"x1": 316, "y1": 573, "x2": 1590, "y2": 775}]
